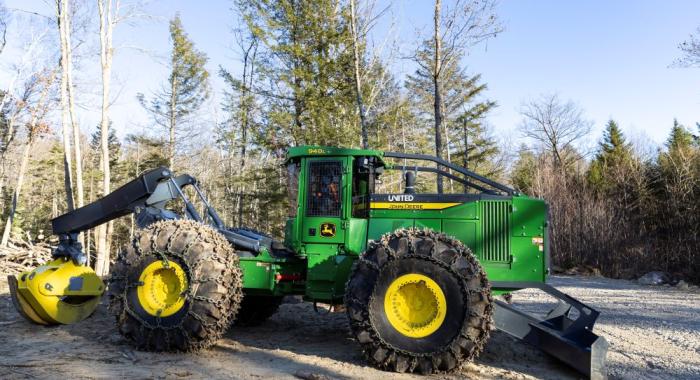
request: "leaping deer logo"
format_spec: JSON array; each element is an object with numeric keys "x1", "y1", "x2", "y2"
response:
[{"x1": 320, "y1": 223, "x2": 336, "y2": 237}]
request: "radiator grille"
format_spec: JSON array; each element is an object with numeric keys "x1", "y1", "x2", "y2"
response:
[{"x1": 481, "y1": 201, "x2": 511, "y2": 263}]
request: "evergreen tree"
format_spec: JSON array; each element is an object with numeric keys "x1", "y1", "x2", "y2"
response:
[
  {"x1": 405, "y1": 46, "x2": 497, "y2": 183},
  {"x1": 138, "y1": 14, "x2": 210, "y2": 168},
  {"x1": 90, "y1": 122, "x2": 121, "y2": 169},
  {"x1": 651, "y1": 120, "x2": 700, "y2": 274},
  {"x1": 453, "y1": 100, "x2": 500, "y2": 181},
  {"x1": 511, "y1": 145, "x2": 537, "y2": 193},
  {"x1": 124, "y1": 134, "x2": 169, "y2": 172},
  {"x1": 587, "y1": 119, "x2": 633, "y2": 191},
  {"x1": 235, "y1": 0, "x2": 358, "y2": 149},
  {"x1": 666, "y1": 119, "x2": 694, "y2": 151}
]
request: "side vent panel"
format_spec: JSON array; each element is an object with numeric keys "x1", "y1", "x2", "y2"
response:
[{"x1": 481, "y1": 201, "x2": 511, "y2": 263}]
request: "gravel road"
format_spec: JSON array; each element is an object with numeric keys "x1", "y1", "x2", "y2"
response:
[{"x1": 0, "y1": 274, "x2": 698, "y2": 379}]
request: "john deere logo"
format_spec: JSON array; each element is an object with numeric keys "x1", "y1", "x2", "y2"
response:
[{"x1": 320, "y1": 223, "x2": 336, "y2": 237}]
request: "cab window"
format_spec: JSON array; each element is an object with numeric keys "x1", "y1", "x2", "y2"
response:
[
  {"x1": 306, "y1": 161, "x2": 342, "y2": 217},
  {"x1": 287, "y1": 162, "x2": 300, "y2": 217},
  {"x1": 352, "y1": 158, "x2": 374, "y2": 218}
]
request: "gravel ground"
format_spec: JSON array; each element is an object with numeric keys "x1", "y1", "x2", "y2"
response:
[{"x1": 0, "y1": 274, "x2": 698, "y2": 379}]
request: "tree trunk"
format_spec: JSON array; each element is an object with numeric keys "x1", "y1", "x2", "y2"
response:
[
  {"x1": 0, "y1": 136, "x2": 32, "y2": 246},
  {"x1": 57, "y1": 0, "x2": 75, "y2": 211},
  {"x1": 462, "y1": 118, "x2": 468, "y2": 193},
  {"x1": 0, "y1": 116, "x2": 17, "y2": 205},
  {"x1": 0, "y1": 69, "x2": 53, "y2": 246},
  {"x1": 87, "y1": 169, "x2": 93, "y2": 266},
  {"x1": 433, "y1": 0, "x2": 444, "y2": 193},
  {"x1": 96, "y1": 0, "x2": 115, "y2": 277},
  {"x1": 350, "y1": 0, "x2": 369, "y2": 149},
  {"x1": 169, "y1": 75, "x2": 177, "y2": 169},
  {"x1": 67, "y1": 35, "x2": 84, "y2": 215},
  {"x1": 240, "y1": 40, "x2": 256, "y2": 174},
  {"x1": 66, "y1": 13, "x2": 85, "y2": 249}
]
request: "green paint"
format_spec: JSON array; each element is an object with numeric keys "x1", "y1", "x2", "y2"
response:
[{"x1": 240, "y1": 146, "x2": 548, "y2": 303}]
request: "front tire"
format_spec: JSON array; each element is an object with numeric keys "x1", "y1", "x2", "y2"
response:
[
  {"x1": 345, "y1": 229, "x2": 493, "y2": 374},
  {"x1": 108, "y1": 220, "x2": 243, "y2": 352}
]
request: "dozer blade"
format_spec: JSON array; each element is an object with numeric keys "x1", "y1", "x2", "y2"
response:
[
  {"x1": 7, "y1": 258, "x2": 105, "y2": 325},
  {"x1": 493, "y1": 282, "x2": 608, "y2": 380}
]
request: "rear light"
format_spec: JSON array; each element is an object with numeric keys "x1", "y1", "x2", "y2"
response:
[{"x1": 275, "y1": 273, "x2": 302, "y2": 282}]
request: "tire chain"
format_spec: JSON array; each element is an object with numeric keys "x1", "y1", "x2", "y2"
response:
[
  {"x1": 344, "y1": 228, "x2": 493, "y2": 374},
  {"x1": 108, "y1": 219, "x2": 243, "y2": 352}
]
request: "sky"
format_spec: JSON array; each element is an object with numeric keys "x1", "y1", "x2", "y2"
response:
[{"x1": 2, "y1": 0, "x2": 699, "y2": 150}]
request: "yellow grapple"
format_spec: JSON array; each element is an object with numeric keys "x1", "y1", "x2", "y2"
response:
[{"x1": 8, "y1": 258, "x2": 105, "y2": 325}]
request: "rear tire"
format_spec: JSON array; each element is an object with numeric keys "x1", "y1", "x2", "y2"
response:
[
  {"x1": 233, "y1": 295, "x2": 283, "y2": 326},
  {"x1": 108, "y1": 220, "x2": 243, "y2": 352},
  {"x1": 345, "y1": 229, "x2": 493, "y2": 374}
]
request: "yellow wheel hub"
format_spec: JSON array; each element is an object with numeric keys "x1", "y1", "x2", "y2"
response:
[
  {"x1": 137, "y1": 260, "x2": 188, "y2": 317},
  {"x1": 384, "y1": 273, "x2": 447, "y2": 338}
]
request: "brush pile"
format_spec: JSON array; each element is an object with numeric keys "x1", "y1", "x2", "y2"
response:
[{"x1": 0, "y1": 239, "x2": 52, "y2": 274}]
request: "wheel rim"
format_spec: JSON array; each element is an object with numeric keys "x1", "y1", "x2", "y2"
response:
[
  {"x1": 384, "y1": 273, "x2": 447, "y2": 338},
  {"x1": 137, "y1": 260, "x2": 188, "y2": 317}
]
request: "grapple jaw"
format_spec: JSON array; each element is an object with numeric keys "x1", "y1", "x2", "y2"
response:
[
  {"x1": 7, "y1": 258, "x2": 105, "y2": 325},
  {"x1": 493, "y1": 281, "x2": 609, "y2": 380}
]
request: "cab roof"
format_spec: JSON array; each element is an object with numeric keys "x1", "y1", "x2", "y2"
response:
[{"x1": 285, "y1": 146, "x2": 385, "y2": 165}]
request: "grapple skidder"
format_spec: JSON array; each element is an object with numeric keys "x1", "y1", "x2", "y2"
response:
[{"x1": 8, "y1": 146, "x2": 608, "y2": 378}]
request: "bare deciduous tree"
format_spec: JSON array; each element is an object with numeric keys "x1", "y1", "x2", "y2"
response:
[
  {"x1": 56, "y1": 0, "x2": 76, "y2": 212},
  {"x1": 349, "y1": 0, "x2": 369, "y2": 149},
  {"x1": 0, "y1": 4, "x2": 8, "y2": 55},
  {"x1": 220, "y1": 26, "x2": 259, "y2": 226},
  {"x1": 95, "y1": 0, "x2": 116, "y2": 276},
  {"x1": 1, "y1": 69, "x2": 56, "y2": 246},
  {"x1": 414, "y1": 0, "x2": 501, "y2": 192},
  {"x1": 0, "y1": 19, "x2": 50, "y2": 208},
  {"x1": 675, "y1": 26, "x2": 700, "y2": 67},
  {"x1": 519, "y1": 93, "x2": 592, "y2": 168}
]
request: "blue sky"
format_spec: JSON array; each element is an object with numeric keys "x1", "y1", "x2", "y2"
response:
[{"x1": 3, "y1": 0, "x2": 699, "y2": 148}]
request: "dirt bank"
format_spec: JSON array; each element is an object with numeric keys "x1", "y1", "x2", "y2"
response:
[{"x1": 0, "y1": 275, "x2": 698, "y2": 379}]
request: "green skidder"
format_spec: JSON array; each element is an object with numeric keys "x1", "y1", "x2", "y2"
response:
[{"x1": 11, "y1": 145, "x2": 608, "y2": 378}]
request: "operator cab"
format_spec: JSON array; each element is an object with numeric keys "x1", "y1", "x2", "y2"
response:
[{"x1": 283, "y1": 147, "x2": 386, "y2": 254}]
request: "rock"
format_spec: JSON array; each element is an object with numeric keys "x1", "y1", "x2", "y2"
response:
[
  {"x1": 294, "y1": 371, "x2": 331, "y2": 380},
  {"x1": 283, "y1": 295, "x2": 304, "y2": 304},
  {"x1": 637, "y1": 271, "x2": 669, "y2": 285},
  {"x1": 675, "y1": 280, "x2": 689, "y2": 290},
  {"x1": 550, "y1": 265, "x2": 564, "y2": 274}
]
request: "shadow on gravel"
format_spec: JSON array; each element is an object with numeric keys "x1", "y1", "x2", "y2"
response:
[
  {"x1": 477, "y1": 330, "x2": 579, "y2": 380},
  {"x1": 215, "y1": 342, "x2": 354, "y2": 380},
  {"x1": 227, "y1": 303, "x2": 361, "y2": 364},
  {"x1": 228, "y1": 301, "x2": 581, "y2": 379}
]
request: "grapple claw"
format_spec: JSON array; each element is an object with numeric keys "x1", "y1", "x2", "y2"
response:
[{"x1": 7, "y1": 258, "x2": 105, "y2": 325}]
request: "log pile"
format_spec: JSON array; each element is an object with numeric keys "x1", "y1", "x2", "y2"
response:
[{"x1": 0, "y1": 239, "x2": 53, "y2": 274}]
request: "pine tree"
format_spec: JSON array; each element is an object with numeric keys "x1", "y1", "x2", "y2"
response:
[
  {"x1": 587, "y1": 119, "x2": 633, "y2": 192},
  {"x1": 453, "y1": 99, "x2": 500, "y2": 180},
  {"x1": 235, "y1": 0, "x2": 357, "y2": 149},
  {"x1": 651, "y1": 120, "x2": 700, "y2": 274},
  {"x1": 138, "y1": 14, "x2": 210, "y2": 169},
  {"x1": 90, "y1": 122, "x2": 121, "y2": 169},
  {"x1": 511, "y1": 145, "x2": 537, "y2": 193},
  {"x1": 405, "y1": 47, "x2": 498, "y2": 187},
  {"x1": 666, "y1": 119, "x2": 694, "y2": 151}
]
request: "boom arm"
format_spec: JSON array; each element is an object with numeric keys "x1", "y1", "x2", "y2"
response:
[
  {"x1": 52, "y1": 167, "x2": 174, "y2": 235},
  {"x1": 50, "y1": 166, "x2": 265, "y2": 264}
]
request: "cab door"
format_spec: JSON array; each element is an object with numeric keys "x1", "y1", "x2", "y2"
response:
[{"x1": 301, "y1": 158, "x2": 347, "y2": 245}]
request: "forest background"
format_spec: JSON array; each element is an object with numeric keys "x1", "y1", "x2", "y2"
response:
[{"x1": 0, "y1": 0, "x2": 698, "y2": 282}]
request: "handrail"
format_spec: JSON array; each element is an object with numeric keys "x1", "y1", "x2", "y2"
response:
[{"x1": 383, "y1": 151, "x2": 516, "y2": 195}]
